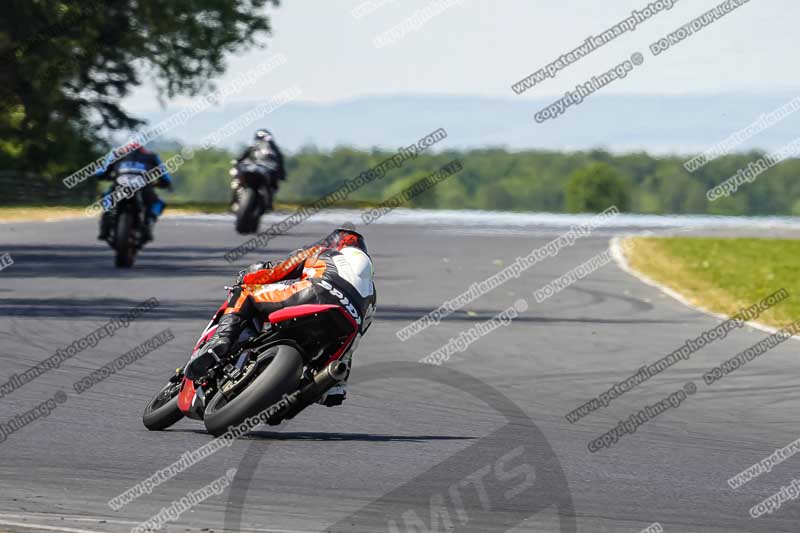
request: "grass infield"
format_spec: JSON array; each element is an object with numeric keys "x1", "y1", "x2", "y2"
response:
[{"x1": 623, "y1": 237, "x2": 800, "y2": 330}]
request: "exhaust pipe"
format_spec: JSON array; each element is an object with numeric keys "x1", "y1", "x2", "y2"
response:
[
  {"x1": 324, "y1": 360, "x2": 349, "y2": 382},
  {"x1": 272, "y1": 360, "x2": 349, "y2": 424},
  {"x1": 311, "y1": 360, "x2": 349, "y2": 391}
]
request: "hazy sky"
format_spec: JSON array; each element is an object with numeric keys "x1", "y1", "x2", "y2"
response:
[{"x1": 123, "y1": 0, "x2": 798, "y2": 113}]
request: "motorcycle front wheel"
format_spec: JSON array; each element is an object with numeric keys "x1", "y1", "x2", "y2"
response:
[
  {"x1": 234, "y1": 188, "x2": 258, "y2": 234},
  {"x1": 142, "y1": 380, "x2": 184, "y2": 431},
  {"x1": 114, "y1": 211, "x2": 136, "y2": 268}
]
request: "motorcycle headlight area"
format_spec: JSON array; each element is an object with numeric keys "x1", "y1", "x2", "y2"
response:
[{"x1": 116, "y1": 174, "x2": 147, "y2": 188}]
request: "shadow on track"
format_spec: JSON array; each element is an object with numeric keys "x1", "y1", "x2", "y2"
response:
[
  {"x1": 165, "y1": 428, "x2": 474, "y2": 443},
  {"x1": 0, "y1": 297, "x2": 220, "y2": 319},
  {"x1": 0, "y1": 244, "x2": 294, "y2": 279},
  {"x1": 377, "y1": 305, "x2": 689, "y2": 325}
]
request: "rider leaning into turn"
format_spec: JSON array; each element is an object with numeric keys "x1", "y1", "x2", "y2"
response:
[
  {"x1": 95, "y1": 141, "x2": 173, "y2": 243},
  {"x1": 187, "y1": 229, "x2": 376, "y2": 406}
]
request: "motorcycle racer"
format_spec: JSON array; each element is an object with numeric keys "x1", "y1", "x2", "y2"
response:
[
  {"x1": 95, "y1": 141, "x2": 173, "y2": 243},
  {"x1": 186, "y1": 229, "x2": 376, "y2": 406},
  {"x1": 235, "y1": 129, "x2": 286, "y2": 182}
]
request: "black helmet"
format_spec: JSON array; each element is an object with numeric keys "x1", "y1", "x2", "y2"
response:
[{"x1": 254, "y1": 129, "x2": 273, "y2": 141}]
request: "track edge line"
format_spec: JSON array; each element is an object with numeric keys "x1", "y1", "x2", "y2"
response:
[{"x1": 609, "y1": 235, "x2": 800, "y2": 342}]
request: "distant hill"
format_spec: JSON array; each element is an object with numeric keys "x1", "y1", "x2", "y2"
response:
[{"x1": 136, "y1": 92, "x2": 800, "y2": 155}]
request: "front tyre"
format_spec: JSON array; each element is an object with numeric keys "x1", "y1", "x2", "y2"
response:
[
  {"x1": 114, "y1": 211, "x2": 136, "y2": 268},
  {"x1": 264, "y1": 186, "x2": 274, "y2": 213},
  {"x1": 203, "y1": 345, "x2": 302, "y2": 437},
  {"x1": 235, "y1": 188, "x2": 257, "y2": 234},
  {"x1": 142, "y1": 380, "x2": 184, "y2": 430}
]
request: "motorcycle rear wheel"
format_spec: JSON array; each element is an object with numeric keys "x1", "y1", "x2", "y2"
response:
[{"x1": 203, "y1": 344, "x2": 302, "y2": 437}]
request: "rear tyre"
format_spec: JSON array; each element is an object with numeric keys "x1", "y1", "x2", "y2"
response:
[
  {"x1": 114, "y1": 211, "x2": 136, "y2": 268},
  {"x1": 235, "y1": 188, "x2": 257, "y2": 234},
  {"x1": 142, "y1": 381, "x2": 184, "y2": 431},
  {"x1": 203, "y1": 345, "x2": 302, "y2": 437}
]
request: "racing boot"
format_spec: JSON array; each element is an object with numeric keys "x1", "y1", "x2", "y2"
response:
[
  {"x1": 184, "y1": 313, "x2": 243, "y2": 380},
  {"x1": 318, "y1": 383, "x2": 347, "y2": 406},
  {"x1": 317, "y1": 354, "x2": 351, "y2": 407}
]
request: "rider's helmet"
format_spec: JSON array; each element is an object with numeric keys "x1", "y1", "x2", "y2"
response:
[
  {"x1": 120, "y1": 137, "x2": 143, "y2": 157},
  {"x1": 325, "y1": 228, "x2": 373, "y2": 297},
  {"x1": 254, "y1": 129, "x2": 273, "y2": 142},
  {"x1": 323, "y1": 228, "x2": 368, "y2": 254}
]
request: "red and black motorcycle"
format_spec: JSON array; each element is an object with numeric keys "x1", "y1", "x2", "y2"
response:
[{"x1": 142, "y1": 292, "x2": 358, "y2": 436}]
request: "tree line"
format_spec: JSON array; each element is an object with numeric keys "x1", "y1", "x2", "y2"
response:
[{"x1": 158, "y1": 145, "x2": 800, "y2": 216}]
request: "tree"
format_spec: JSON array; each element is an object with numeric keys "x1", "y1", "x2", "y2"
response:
[
  {"x1": 0, "y1": 0, "x2": 278, "y2": 175},
  {"x1": 565, "y1": 163, "x2": 630, "y2": 213},
  {"x1": 477, "y1": 183, "x2": 514, "y2": 210}
]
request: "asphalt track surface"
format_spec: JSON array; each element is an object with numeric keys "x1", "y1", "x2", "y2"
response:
[{"x1": 1, "y1": 214, "x2": 800, "y2": 533}]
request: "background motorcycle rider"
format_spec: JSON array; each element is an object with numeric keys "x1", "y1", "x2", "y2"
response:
[
  {"x1": 95, "y1": 141, "x2": 173, "y2": 243},
  {"x1": 234, "y1": 128, "x2": 286, "y2": 200},
  {"x1": 185, "y1": 228, "x2": 376, "y2": 406}
]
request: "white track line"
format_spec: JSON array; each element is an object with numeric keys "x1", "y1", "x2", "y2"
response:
[
  {"x1": 0, "y1": 518, "x2": 110, "y2": 533},
  {"x1": 610, "y1": 235, "x2": 799, "y2": 342},
  {"x1": 0, "y1": 513, "x2": 315, "y2": 533},
  {"x1": 0, "y1": 513, "x2": 138, "y2": 526}
]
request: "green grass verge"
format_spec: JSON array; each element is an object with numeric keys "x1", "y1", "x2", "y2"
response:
[
  {"x1": 624, "y1": 237, "x2": 800, "y2": 329},
  {"x1": 0, "y1": 199, "x2": 384, "y2": 222},
  {"x1": 0, "y1": 206, "x2": 90, "y2": 222}
]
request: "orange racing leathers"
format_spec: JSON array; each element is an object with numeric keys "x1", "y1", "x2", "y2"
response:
[{"x1": 211, "y1": 232, "x2": 376, "y2": 370}]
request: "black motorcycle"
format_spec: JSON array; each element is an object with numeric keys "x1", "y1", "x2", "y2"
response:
[
  {"x1": 229, "y1": 159, "x2": 276, "y2": 234},
  {"x1": 100, "y1": 172, "x2": 151, "y2": 268},
  {"x1": 142, "y1": 293, "x2": 358, "y2": 436}
]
